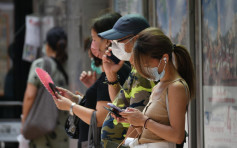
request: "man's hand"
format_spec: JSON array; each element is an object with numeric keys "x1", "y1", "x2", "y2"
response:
[{"x1": 102, "y1": 48, "x2": 124, "y2": 81}]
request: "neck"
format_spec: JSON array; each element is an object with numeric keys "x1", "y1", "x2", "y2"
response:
[{"x1": 47, "y1": 52, "x2": 56, "y2": 58}]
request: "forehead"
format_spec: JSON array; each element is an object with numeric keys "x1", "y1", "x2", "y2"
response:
[{"x1": 91, "y1": 29, "x2": 99, "y2": 37}]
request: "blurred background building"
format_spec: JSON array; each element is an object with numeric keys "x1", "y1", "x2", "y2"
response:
[{"x1": 0, "y1": 0, "x2": 236, "y2": 148}]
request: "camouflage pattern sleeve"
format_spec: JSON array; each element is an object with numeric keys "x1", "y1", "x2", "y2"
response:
[{"x1": 101, "y1": 68, "x2": 155, "y2": 147}]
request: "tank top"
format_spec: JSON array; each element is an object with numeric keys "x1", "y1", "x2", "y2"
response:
[{"x1": 138, "y1": 78, "x2": 189, "y2": 144}]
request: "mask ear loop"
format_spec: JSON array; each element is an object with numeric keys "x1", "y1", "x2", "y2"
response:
[
  {"x1": 157, "y1": 58, "x2": 167, "y2": 74},
  {"x1": 124, "y1": 36, "x2": 135, "y2": 44}
]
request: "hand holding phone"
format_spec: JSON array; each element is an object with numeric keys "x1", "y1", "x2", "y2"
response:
[
  {"x1": 49, "y1": 83, "x2": 60, "y2": 97},
  {"x1": 107, "y1": 50, "x2": 120, "y2": 64},
  {"x1": 103, "y1": 106, "x2": 122, "y2": 117}
]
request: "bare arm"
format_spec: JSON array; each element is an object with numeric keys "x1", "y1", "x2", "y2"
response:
[
  {"x1": 22, "y1": 83, "x2": 38, "y2": 124},
  {"x1": 121, "y1": 82, "x2": 188, "y2": 144},
  {"x1": 73, "y1": 101, "x2": 110, "y2": 126},
  {"x1": 107, "y1": 74, "x2": 121, "y2": 101},
  {"x1": 102, "y1": 50, "x2": 124, "y2": 101},
  {"x1": 54, "y1": 94, "x2": 110, "y2": 127},
  {"x1": 143, "y1": 83, "x2": 188, "y2": 144}
]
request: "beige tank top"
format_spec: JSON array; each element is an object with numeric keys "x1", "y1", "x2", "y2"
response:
[{"x1": 138, "y1": 78, "x2": 189, "y2": 144}]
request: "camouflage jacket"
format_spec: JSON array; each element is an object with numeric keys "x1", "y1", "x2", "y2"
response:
[{"x1": 101, "y1": 68, "x2": 155, "y2": 147}]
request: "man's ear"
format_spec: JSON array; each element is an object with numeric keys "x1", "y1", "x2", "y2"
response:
[
  {"x1": 134, "y1": 35, "x2": 139, "y2": 40},
  {"x1": 106, "y1": 39, "x2": 111, "y2": 47}
]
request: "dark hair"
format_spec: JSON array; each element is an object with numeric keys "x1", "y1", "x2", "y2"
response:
[
  {"x1": 91, "y1": 12, "x2": 122, "y2": 34},
  {"x1": 90, "y1": 12, "x2": 121, "y2": 66},
  {"x1": 133, "y1": 27, "x2": 195, "y2": 99},
  {"x1": 46, "y1": 27, "x2": 68, "y2": 64}
]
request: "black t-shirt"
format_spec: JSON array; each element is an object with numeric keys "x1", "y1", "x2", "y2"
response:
[{"x1": 78, "y1": 64, "x2": 131, "y2": 144}]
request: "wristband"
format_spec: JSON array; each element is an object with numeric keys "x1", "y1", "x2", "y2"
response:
[
  {"x1": 69, "y1": 102, "x2": 76, "y2": 115},
  {"x1": 144, "y1": 117, "x2": 151, "y2": 129},
  {"x1": 105, "y1": 75, "x2": 120, "y2": 85}
]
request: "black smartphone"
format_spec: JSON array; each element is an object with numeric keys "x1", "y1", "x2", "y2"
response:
[
  {"x1": 103, "y1": 106, "x2": 122, "y2": 117},
  {"x1": 107, "y1": 51, "x2": 120, "y2": 64},
  {"x1": 49, "y1": 83, "x2": 60, "y2": 96}
]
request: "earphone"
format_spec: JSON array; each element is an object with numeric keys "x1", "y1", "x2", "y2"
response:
[{"x1": 163, "y1": 57, "x2": 167, "y2": 63}]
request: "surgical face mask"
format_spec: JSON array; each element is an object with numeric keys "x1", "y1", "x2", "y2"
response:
[
  {"x1": 147, "y1": 58, "x2": 167, "y2": 81},
  {"x1": 110, "y1": 37, "x2": 134, "y2": 61},
  {"x1": 90, "y1": 58, "x2": 102, "y2": 74}
]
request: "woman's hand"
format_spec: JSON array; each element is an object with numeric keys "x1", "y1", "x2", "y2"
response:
[
  {"x1": 102, "y1": 48, "x2": 124, "y2": 81},
  {"x1": 80, "y1": 71, "x2": 97, "y2": 88},
  {"x1": 56, "y1": 87, "x2": 79, "y2": 103},
  {"x1": 120, "y1": 108, "x2": 148, "y2": 127},
  {"x1": 53, "y1": 93, "x2": 72, "y2": 111}
]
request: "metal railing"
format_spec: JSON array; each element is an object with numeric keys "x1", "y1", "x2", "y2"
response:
[
  {"x1": 0, "y1": 101, "x2": 22, "y2": 106},
  {"x1": 0, "y1": 101, "x2": 22, "y2": 147}
]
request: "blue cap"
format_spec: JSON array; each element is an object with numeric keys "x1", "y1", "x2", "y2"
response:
[{"x1": 98, "y1": 14, "x2": 150, "y2": 40}]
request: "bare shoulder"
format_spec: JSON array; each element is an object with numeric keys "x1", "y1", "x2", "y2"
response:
[{"x1": 168, "y1": 81, "x2": 189, "y2": 104}]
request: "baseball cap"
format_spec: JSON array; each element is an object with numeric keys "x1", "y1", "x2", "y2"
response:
[{"x1": 98, "y1": 14, "x2": 149, "y2": 40}]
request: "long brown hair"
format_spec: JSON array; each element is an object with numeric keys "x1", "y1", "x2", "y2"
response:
[{"x1": 133, "y1": 27, "x2": 195, "y2": 99}]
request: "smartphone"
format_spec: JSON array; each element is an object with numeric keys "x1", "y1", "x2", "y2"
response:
[
  {"x1": 103, "y1": 106, "x2": 122, "y2": 117},
  {"x1": 49, "y1": 83, "x2": 60, "y2": 96},
  {"x1": 107, "y1": 103, "x2": 123, "y2": 112},
  {"x1": 107, "y1": 51, "x2": 120, "y2": 64}
]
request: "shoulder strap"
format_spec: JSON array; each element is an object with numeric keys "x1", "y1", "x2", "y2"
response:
[
  {"x1": 43, "y1": 57, "x2": 52, "y2": 75},
  {"x1": 88, "y1": 111, "x2": 101, "y2": 148}
]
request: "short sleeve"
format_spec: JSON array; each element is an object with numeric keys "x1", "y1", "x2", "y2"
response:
[
  {"x1": 96, "y1": 73, "x2": 110, "y2": 102},
  {"x1": 27, "y1": 59, "x2": 44, "y2": 87}
]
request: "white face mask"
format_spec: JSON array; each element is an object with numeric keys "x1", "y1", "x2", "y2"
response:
[
  {"x1": 110, "y1": 37, "x2": 134, "y2": 61},
  {"x1": 147, "y1": 59, "x2": 167, "y2": 81}
]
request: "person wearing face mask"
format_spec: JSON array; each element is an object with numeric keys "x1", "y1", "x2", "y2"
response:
[
  {"x1": 80, "y1": 37, "x2": 101, "y2": 89},
  {"x1": 119, "y1": 27, "x2": 195, "y2": 148},
  {"x1": 98, "y1": 14, "x2": 156, "y2": 147},
  {"x1": 52, "y1": 12, "x2": 131, "y2": 148}
]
